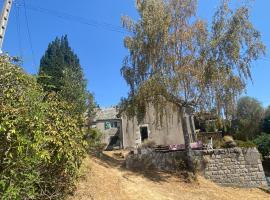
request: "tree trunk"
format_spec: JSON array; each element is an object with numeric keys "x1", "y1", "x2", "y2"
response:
[{"x1": 180, "y1": 106, "x2": 195, "y2": 173}]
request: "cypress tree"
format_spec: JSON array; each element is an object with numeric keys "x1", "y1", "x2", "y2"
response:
[{"x1": 38, "y1": 35, "x2": 87, "y2": 114}]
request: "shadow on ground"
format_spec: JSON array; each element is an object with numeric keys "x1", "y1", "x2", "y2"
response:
[
  {"x1": 90, "y1": 151, "x2": 182, "y2": 183},
  {"x1": 262, "y1": 158, "x2": 270, "y2": 186}
]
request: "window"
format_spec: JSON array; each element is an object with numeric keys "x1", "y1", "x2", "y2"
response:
[
  {"x1": 104, "y1": 122, "x2": 111, "y2": 130},
  {"x1": 104, "y1": 121, "x2": 119, "y2": 130},
  {"x1": 112, "y1": 121, "x2": 118, "y2": 128}
]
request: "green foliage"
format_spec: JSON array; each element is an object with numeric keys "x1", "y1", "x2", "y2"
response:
[
  {"x1": 85, "y1": 92, "x2": 98, "y2": 127},
  {"x1": 254, "y1": 133, "x2": 270, "y2": 158},
  {"x1": 85, "y1": 128, "x2": 106, "y2": 158},
  {"x1": 121, "y1": 0, "x2": 265, "y2": 123},
  {"x1": 85, "y1": 128, "x2": 104, "y2": 152},
  {"x1": 38, "y1": 35, "x2": 87, "y2": 115},
  {"x1": 233, "y1": 96, "x2": 264, "y2": 141},
  {"x1": 0, "y1": 56, "x2": 86, "y2": 199},
  {"x1": 121, "y1": 0, "x2": 265, "y2": 174},
  {"x1": 235, "y1": 140, "x2": 256, "y2": 148},
  {"x1": 262, "y1": 106, "x2": 270, "y2": 133}
]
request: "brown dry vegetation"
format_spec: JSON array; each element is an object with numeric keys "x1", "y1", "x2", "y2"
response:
[{"x1": 68, "y1": 151, "x2": 269, "y2": 200}]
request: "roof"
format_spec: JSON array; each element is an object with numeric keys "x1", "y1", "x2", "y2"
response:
[{"x1": 93, "y1": 107, "x2": 119, "y2": 121}]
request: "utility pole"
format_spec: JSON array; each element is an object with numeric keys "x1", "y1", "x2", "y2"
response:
[{"x1": 0, "y1": 0, "x2": 13, "y2": 53}]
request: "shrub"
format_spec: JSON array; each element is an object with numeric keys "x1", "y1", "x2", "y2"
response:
[
  {"x1": 213, "y1": 139, "x2": 222, "y2": 149},
  {"x1": 221, "y1": 136, "x2": 237, "y2": 148},
  {"x1": 85, "y1": 128, "x2": 105, "y2": 153},
  {"x1": 253, "y1": 133, "x2": 270, "y2": 158},
  {"x1": 0, "y1": 56, "x2": 86, "y2": 199},
  {"x1": 235, "y1": 140, "x2": 256, "y2": 148}
]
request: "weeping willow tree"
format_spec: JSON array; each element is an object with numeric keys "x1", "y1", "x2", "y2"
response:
[{"x1": 121, "y1": 0, "x2": 265, "y2": 172}]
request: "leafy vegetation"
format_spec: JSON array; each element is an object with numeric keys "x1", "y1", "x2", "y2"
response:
[
  {"x1": 0, "y1": 54, "x2": 87, "y2": 199},
  {"x1": 254, "y1": 133, "x2": 270, "y2": 158},
  {"x1": 85, "y1": 128, "x2": 105, "y2": 153},
  {"x1": 121, "y1": 0, "x2": 265, "y2": 172},
  {"x1": 38, "y1": 35, "x2": 87, "y2": 115},
  {"x1": 233, "y1": 97, "x2": 264, "y2": 141},
  {"x1": 230, "y1": 97, "x2": 270, "y2": 157},
  {"x1": 235, "y1": 140, "x2": 256, "y2": 148},
  {"x1": 262, "y1": 106, "x2": 270, "y2": 133},
  {"x1": 121, "y1": 0, "x2": 265, "y2": 124}
]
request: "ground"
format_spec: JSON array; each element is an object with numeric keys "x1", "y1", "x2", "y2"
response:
[{"x1": 68, "y1": 151, "x2": 270, "y2": 200}]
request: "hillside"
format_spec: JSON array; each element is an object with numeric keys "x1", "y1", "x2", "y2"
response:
[{"x1": 68, "y1": 152, "x2": 269, "y2": 200}]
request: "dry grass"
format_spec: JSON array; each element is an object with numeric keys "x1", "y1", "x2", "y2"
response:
[{"x1": 68, "y1": 151, "x2": 270, "y2": 200}]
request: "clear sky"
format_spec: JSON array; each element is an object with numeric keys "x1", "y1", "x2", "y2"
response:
[{"x1": 2, "y1": 0, "x2": 270, "y2": 107}]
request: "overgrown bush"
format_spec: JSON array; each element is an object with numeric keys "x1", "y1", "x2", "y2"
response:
[
  {"x1": 254, "y1": 133, "x2": 270, "y2": 158},
  {"x1": 85, "y1": 128, "x2": 105, "y2": 153},
  {"x1": 0, "y1": 56, "x2": 86, "y2": 199}
]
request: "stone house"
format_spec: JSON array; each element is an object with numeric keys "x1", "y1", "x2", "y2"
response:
[
  {"x1": 91, "y1": 107, "x2": 123, "y2": 150},
  {"x1": 120, "y1": 103, "x2": 196, "y2": 149},
  {"x1": 91, "y1": 103, "x2": 196, "y2": 150}
]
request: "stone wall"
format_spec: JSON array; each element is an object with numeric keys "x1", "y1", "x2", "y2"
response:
[
  {"x1": 126, "y1": 148, "x2": 268, "y2": 187},
  {"x1": 201, "y1": 148, "x2": 267, "y2": 187}
]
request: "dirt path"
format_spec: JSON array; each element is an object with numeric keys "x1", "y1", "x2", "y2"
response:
[{"x1": 68, "y1": 152, "x2": 270, "y2": 200}]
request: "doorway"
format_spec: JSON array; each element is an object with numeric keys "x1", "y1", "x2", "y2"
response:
[{"x1": 140, "y1": 126, "x2": 149, "y2": 142}]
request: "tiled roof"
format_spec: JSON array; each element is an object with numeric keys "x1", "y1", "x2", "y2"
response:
[{"x1": 94, "y1": 107, "x2": 119, "y2": 121}]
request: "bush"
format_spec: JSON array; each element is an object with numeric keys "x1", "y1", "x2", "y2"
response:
[
  {"x1": 254, "y1": 133, "x2": 270, "y2": 158},
  {"x1": 85, "y1": 128, "x2": 105, "y2": 153},
  {"x1": 235, "y1": 140, "x2": 256, "y2": 148},
  {"x1": 221, "y1": 136, "x2": 237, "y2": 148},
  {"x1": 0, "y1": 56, "x2": 86, "y2": 199}
]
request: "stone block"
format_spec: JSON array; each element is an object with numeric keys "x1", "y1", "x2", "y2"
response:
[
  {"x1": 257, "y1": 173, "x2": 265, "y2": 179},
  {"x1": 238, "y1": 157, "x2": 245, "y2": 161},
  {"x1": 258, "y1": 164, "x2": 264, "y2": 172}
]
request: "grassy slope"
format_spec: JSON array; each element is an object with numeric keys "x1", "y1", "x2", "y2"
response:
[{"x1": 68, "y1": 152, "x2": 269, "y2": 200}]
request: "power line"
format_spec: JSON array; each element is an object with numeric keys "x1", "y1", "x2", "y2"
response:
[
  {"x1": 260, "y1": 57, "x2": 270, "y2": 62},
  {"x1": 22, "y1": 4, "x2": 130, "y2": 35},
  {"x1": 14, "y1": 4, "x2": 23, "y2": 58},
  {"x1": 22, "y1": 0, "x2": 36, "y2": 66}
]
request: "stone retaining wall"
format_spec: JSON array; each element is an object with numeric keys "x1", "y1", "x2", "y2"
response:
[{"x1": 126, "y1": 148, "x2": 268, "y2": 187}]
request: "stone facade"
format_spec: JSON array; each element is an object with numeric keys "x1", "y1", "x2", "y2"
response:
[
  {"x1": 92, "y1": 107, "x2": 123, "y2": 150},
  {"x1": 121, "y1": 104, "x2": 196, "y2": 149},
  {"x1": 126, "y1": 147, "x2": 268, "y2": 187},
  {"x1": 92, "y1": 104, "x2": 196, "y2": 150}
]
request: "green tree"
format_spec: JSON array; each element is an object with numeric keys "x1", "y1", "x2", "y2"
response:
[
  {"x1": 121, "y1": 0, "x2": 265, "y2": 172},
  {"x1": 254, "y1": 133, "x2": 270, "y2": 158},
  {"x1": 38, "y1": 35, "x2": 87, "y2": 114},
  {"x1": 0, "y1": 55, "x2": 86, "y2": 199},
  {"x1": 262, "y1": 106, "x2": 270, "y2": 133},
  {"x1": 86, "y1": 92, "x2": 97, "y2": 126},
  {"x1": 234, "y1": 97, "x2": 264, "y2": 140}
]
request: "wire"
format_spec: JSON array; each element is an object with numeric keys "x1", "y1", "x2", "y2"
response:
[
  {"x1": 260, "y1": 57, "x2": 270, "y2": 62},
  {"x1": 22, "y1": 0, "x2": 36, "y2": 67},
  {"x1": 23, "y1": 4, "x2": 130, "y2": 35},
  {"x1": 15, "y1": 4, "x2": 23, "y2": 58}
]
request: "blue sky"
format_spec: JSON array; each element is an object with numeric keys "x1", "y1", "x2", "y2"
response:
[{"x1": 2, "y1": 0, "x2": 270, "y2": 107}]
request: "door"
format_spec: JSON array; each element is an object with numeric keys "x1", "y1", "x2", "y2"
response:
[{"x1": 140, "y1": 126, "x2": 148, "y2": 142}]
